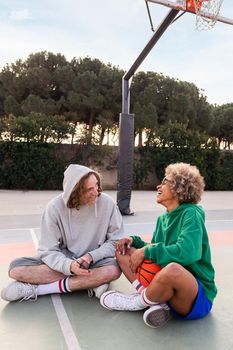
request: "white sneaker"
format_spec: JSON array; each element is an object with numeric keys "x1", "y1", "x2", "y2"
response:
[
  {"x1": 100, "y1": 290, "x2": 146, "y2": 311},
  {"x1": 143, "y1": 303, "x2": 172, "y2": 328},
  {"x1": 1, "y1": 281, "x2": 38, "y2": 302},
  {"x1": 88, "y1": 283, "x2": 109, "y2": 299}
]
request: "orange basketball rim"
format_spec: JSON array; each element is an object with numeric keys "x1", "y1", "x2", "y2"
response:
[{"x1": 186, "y1": 0, "x2": 207, "y2": 13}]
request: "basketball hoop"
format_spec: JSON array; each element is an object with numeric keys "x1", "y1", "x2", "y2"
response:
[
  {"x1": 146, "y1": 1, "x2": 233, "y2": 28},
  {"x1": 186, "y1": 0, "x2": 224, "y2": 30}
]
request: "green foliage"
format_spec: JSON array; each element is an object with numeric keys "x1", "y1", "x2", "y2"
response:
[
  {"x1": 4, "y1": 95, "x2": 22, "y2": 116},
  {"x1": 0, "y1": 140, "x2": 231, "y2": 190},
  {"x1": 131, "y1": 72, "x2": 213, "y2": 145},
  {"x1": 133, "y1": 148, "x2": 152, "y2": 189},
  {"x1": 0, "y1": 52, "x2": 123, "y2": 145},
  {"x1": 211, "y1": 104, "x2": 233, "y2": 149},
  {"x1": 70, "y1": 144, "x2": 115, "y2": 168},
  {"x1": 0, "y1": 51, "x2": 232, "y2": 190},
  {"x1": 0, "y1": 142, "x2": 64, "y2": 190},
  {"x1": 2, "y1": 51, "x2": 229, "y2": 148},
  {"x1": 216, "y1": 151, "x2": 233, "y2": 190},
  {"x1": 0, "y1": 142, "x2": 118, "y2": 190},
  {"x1": 1, "y1": 113, "x2": 74, "y2": 143},
  {"x1": 132, "y1": 123, "x2": 231, "y2": 190}
]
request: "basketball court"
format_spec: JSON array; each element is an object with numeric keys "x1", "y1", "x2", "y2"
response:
[
  {"x1": 1, "y1": 1, "x2": 233, "y2": 349},
  {"x1": 0, "y1": 190, "x2": 233, "y2": 350}
]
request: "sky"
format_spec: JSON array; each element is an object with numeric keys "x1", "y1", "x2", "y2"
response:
[{"x1": 0, "y1": 0, "x2": 232, "y2": 105}]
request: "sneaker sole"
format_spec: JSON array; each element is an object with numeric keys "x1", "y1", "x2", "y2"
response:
[{"x1": 143, "y1": 306, "x2": 172, "y2": 328}]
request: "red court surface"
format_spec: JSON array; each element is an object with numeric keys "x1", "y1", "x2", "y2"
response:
[
  {"x1": 1, "y1": 229, "x2": 232, "y2": 264},
  {"x1": 142, "y1": 230, "x2": 233, "y2": 246},
  {"x1": 0, "y1": 242, "x2": 36, "y2": 264}
]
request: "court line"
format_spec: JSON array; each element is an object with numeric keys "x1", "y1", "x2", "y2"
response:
[
  {"x1": 0, "y1": 219, "x2": 233, "y2": 232},
  {"x1": 0, "y1": 227, "x2": 39, "y2": 232},
  {"x1": 51, "y1": 295, "x2": 82, "y2": 350},
  {"x1": 0, "y1": 218, "x2": 233, "y2": 232},
  {"x1": 29, "y1": 228, "x2": 39, "y2": 249},
  {"x1": 29, "y1": 228, "x2": 82, "y2": 350}
]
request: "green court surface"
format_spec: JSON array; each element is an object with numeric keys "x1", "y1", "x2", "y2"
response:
[{"x1": 0, "y1": 190, "x2": 233, "y2": 350}]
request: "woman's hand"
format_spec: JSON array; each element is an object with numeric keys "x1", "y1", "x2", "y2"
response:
[
  {"x1": 116, "y1": 237, "x2": 133, "y2": 255},
  {"x1": 129, "y1": 248, "x2": 145, "y2": 273}
]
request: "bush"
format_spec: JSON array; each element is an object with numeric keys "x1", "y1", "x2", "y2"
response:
[
  {"x1": 146, "y1": 146, "x2": 222, "y2": 190},
  {"x1": 0, "y1": 141, "x2": 232, "y2": 190},
  {"x1": 215, "y1": 151, "x2": 233, "y2": 190},
  {"x1": 0, "y1": 142, "x2": 118, "y2": 190},
  {"x1": 0, "y1": 142, "x2": 64, "y2": 189}
]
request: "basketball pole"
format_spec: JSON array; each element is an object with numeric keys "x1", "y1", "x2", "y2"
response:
[{"x1": 117, "y1": 8, "x2": 180, "y2": 215}]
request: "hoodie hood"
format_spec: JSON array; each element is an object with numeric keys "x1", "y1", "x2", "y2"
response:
[
  {"x1": 167, "y1": 203, "x2": 204, "y2": 219},
  {"x1": 62, "y1": 164, "x2": 94, "y2": 206}
]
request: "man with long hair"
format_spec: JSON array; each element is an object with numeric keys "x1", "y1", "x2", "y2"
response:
[{"x1": 2, "y1": 164, "x2": 124, "y2": 301}]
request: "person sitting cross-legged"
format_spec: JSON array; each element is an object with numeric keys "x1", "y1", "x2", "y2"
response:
[
  {"x1": 1, "y1": 164, "x2": 124, "y2": 302},
  {"x1": 100, "y1": 162, "x2": 217, "y2": 328}
]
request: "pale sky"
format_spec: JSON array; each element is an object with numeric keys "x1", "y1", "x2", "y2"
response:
[{"x1": 0, "y1": 0, "x2": 232, "y2": 105}]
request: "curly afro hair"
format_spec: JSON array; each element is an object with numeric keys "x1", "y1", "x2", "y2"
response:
[{"x1": 165, "y1": 163, "x2": 205, "y2": 204}]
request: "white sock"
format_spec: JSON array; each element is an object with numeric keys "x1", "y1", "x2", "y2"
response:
[
  {"x1": 37, "y1": 277, "x2": 71, "y2": 296},
  {"x1": 136, "y1": 288, "x2": 158, "y2": 308},
  {"x1": 132, "y1": 279, "x2": 146, "y2": 294}
]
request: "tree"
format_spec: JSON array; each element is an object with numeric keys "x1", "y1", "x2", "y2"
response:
[
  {"x1": 0, "y1": 60, "x2": 28, "y2": 102},
  {"x1": 131, "y1": 72, "x2": 158, "y2": 146},
  {"x1": 1, "y1": 113, "x2": 74, "y2": 143},
  {"x1": 68, "y1": 59, "x2": 122, "y2": 144},
  {"x1": 131, "y1": 71, "x2": 213, "y2": 146},
  {"x1": 4, "y1": 95, "x2": 22, "y2": 116},
  {"x1": 21, "y1": 94, "x2": 59, "y2": 115},
  {"x1": 211, "y1": 104, "x2": 233, "y2": 149}
]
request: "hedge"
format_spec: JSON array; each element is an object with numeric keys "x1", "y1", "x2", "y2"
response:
[{"x1": 0, "y1": 142, "x2": 232, "y2": 190}]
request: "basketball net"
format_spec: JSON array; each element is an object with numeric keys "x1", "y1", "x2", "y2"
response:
[{"x1": 186, "y1": 0, "x2": 224, "y2": 30}]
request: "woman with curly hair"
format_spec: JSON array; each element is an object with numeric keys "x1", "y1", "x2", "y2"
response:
[{"x1": 100, "y1": 163, "x2": 217, "y2": 328}]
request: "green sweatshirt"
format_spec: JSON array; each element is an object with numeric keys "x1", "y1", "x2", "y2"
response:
[{"x1": 131, "y1": 203, "x2": 217, "y2": 302}]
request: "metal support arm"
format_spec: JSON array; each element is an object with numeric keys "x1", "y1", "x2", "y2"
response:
[{"x1": 117, "y1": 8, "x2": 180, "y2": 215}]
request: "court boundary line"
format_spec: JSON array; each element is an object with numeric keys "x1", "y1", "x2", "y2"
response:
[
  {"x1": 0, "y1": 218, "x2": 233, "y2": 232},
  {"x1": 29, "y1": 228, "x2": 82, "y2": 350}
]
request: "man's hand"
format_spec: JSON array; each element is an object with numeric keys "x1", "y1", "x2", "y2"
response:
[
  {"x1": 116, "y1": 237, "x2": 133, "y2": 255},
  {"x1": 129, "y1": 248, "x2": 145, "y2": 273},
  {"x1": 70, "y1": 253, "x2": 93, "y2": 275},
  {"x1": 79, "y1": 253, "x2": 93, "y2": 269}
]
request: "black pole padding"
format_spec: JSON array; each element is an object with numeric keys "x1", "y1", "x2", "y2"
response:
[{"x1": 117, "y1": 113, "x2": 135, "y2": 215}]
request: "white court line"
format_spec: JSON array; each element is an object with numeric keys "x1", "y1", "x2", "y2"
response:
[
  {"x1": 29, "y1": 228, "x2": 82, "y2": 350},
  {"x1": 29, "y1": 228, "x2": 39, "y2": 249},
  {"x1": 51, "y1": 295, "x2": 82, "y2": 350},
  {"x1": 0, "y1": 218, "x2": 233, "y2": 232},
  {"x1": 0, "y1": 227, "x2": 40, "y2": 232}
]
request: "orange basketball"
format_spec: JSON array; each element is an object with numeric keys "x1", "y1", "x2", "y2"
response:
[{"x1": 136, "y1": 259, "x2": 162, "y2": 287}]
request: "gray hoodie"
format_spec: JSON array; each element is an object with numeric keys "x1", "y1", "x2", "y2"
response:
[{"x1": 37, "y1": 164, "x2": 124, "y2": 275}]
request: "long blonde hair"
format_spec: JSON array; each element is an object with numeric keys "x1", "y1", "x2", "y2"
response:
[{"x1": 67, "y1": 171, "x2": 102, "y2": 209}]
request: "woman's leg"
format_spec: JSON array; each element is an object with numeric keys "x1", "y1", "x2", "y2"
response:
[
  {"x1": 146, "y1": 262, "x2": 198, "y2": 316},
  {"x1": 115, "y1": 248, "x2": 137, "y2": 283}
]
